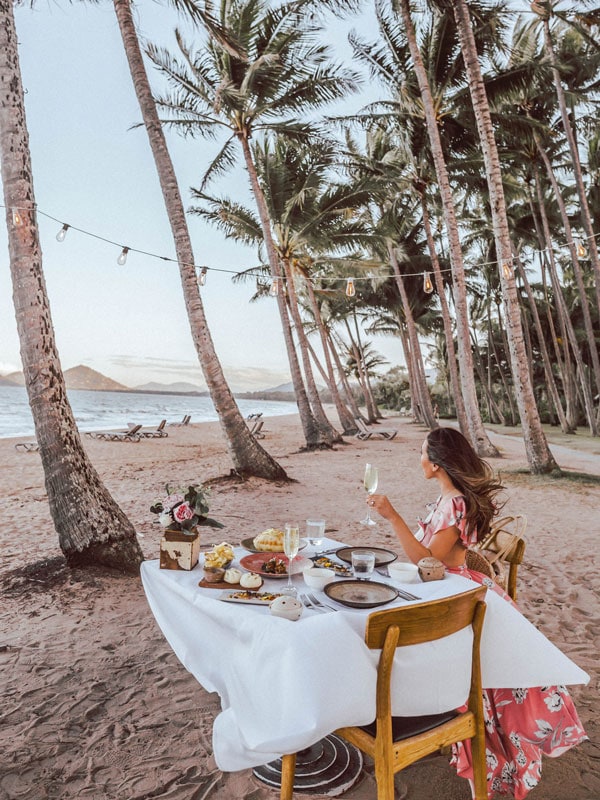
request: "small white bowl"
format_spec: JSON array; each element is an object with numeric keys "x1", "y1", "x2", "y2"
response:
[
  {"x1": 303, "y1": 567, "x2": 335, "y2": 591},
  {"x1": 388, "y1": 562, "x2": 420, "y2": 584}
]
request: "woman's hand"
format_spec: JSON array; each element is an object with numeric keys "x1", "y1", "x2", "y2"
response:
[{"x1": 367, "y1": 494, "x2": 397, "y2": 521}]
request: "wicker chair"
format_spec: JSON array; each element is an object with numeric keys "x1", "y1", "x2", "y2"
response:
[{"x1": 467, "y1": 515, "x2": 527, "y2": 602}]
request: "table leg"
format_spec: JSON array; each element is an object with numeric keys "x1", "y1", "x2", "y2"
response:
[{"x1": 252, "y1": 734, "x2": 363, "y2": 796}]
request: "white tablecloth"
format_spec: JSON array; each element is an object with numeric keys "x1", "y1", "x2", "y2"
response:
[{"x1": 140, "y1": 541, "x2": 589, "y2": 772}]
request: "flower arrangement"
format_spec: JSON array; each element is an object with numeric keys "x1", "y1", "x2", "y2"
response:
[{"x1": 150, "y1": 484, "x2": 224, "y2": 533}]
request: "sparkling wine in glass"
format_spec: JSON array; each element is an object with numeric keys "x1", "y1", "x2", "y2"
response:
[
  {"x1": 361, "y1": 463, "x2": 378, "y2": 526},
  {"x1": 282, "y1": 523, "x2": 300, "y2": 596}
]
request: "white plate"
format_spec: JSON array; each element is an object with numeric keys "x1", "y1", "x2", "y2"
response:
[{"x1": 219, "y1": 590, "x2": 285, "y2": 605}]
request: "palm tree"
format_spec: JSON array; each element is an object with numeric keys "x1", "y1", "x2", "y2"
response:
[
  {"x1": 0, "y1": 0, "x2": 143, "y2": 572},
  {"x1": 353, "y1": 0, "x2": 498, "y2": 455},
  {"x1": 145, "y1": 0, "x2": 361, "y2": 448},
  {"x1": 113, "y1": 0, "x2": 287, "y2": 480},
  {"x1": 450, "y1": 0, "x2": 558, "y2": 473}
]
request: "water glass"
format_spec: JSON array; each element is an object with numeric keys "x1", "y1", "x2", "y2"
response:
[
  {"x1": 306, "y1": 518, "x2": 326, "y2": 548},
  {"x1": 352, "y1": 550, "x2": 376, "y2": 581}
]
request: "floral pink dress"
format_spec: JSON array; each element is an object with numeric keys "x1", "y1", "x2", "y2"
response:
[{"x1": 417, "y1": 495, "x2": 587, "y2": 800}]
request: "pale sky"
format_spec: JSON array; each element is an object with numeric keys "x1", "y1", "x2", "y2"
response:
[{"x1": 1, "y1": 2, "x2": 406, "y2": 391}]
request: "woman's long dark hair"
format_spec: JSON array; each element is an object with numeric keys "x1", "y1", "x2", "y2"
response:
[{"x1": 426, "y1": 427, "x2": 505, "y2": 541}]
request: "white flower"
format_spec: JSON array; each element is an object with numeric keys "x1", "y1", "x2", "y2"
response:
[{"x1": 159, "y1": 511, "x2": 173, "y2": 528}]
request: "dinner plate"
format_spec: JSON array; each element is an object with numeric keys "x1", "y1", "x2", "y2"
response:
[
  {"x1": 239, "y1": 552, "x2": 312, "y2": 578},
  {"x1": 324, "y1": 580, "x2": 399, "y2": 609},
  {"x1": 335, "y1": 546, "x2": 398, "y2": 567},
  {"x1": 219, "y1": 590, "x2": 285, "y2": 605},
  {"x1": 241, "y1": 537, "x2": 308, "y2": 553}
]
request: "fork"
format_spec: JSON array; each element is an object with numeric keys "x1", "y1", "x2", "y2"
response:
[
  {"x1": 307, "y1": 593, "x2": 338, "y2": 612},
  {"x1": 300, "y1": 593, "x2": 326, "y2": 613}
]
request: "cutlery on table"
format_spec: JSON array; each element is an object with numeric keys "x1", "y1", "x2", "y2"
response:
[
  {"x1": 376, "y1": 566, "x2": 421, "y2": 601},
  {"x1": 307, "y1": 593, "x2": 338, "y2": 612}
]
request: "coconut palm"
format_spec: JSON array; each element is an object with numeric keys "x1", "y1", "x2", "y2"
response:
[
  {"x1": 448, "y1": 0, "x2": 558, "y2": 473},
  {"x1": 145, "y1": 0, "x2": 361, "y2": 447},
  {"x1": 0, "y1": 1, "x2": 143, "y2": 572},
  {"x1": 113, "y1": 0, "x2": 287, "y2": 479}
]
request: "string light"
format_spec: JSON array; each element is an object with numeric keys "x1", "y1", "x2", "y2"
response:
[
  {"x1": 577, "y1": 240, "x2": 587, "y2": 258},
  {"x1": 117, "y1": 247, "x2": 129, "y2": 266},
  {"x1": 269, "y1": 277, "x2": 279, "y2": 296},
  {"x1": 198, "y1": 267, "x2": 208, "y2": 286},
  {"x1": 422, "y1": 271, "x2": 434, "y2": 294},
  {"x1": 345, "y1": 277, "x2": 356, "y2": 297},
  {"x1": 502, "y1": 262, "x2": 512, "y2": 279},
  {"x1": 56, "y1": 224, "x2": 69, "y2": 242},
  {"x1": 12, "y1": 208, "x2": 23, "y2": 227}
]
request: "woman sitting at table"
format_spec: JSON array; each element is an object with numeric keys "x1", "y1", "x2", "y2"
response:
[{"x1": 368, "y1": 426, "x2": 587, "y2": 800}]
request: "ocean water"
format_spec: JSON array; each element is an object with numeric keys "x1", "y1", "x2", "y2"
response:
[{"x1": 0, "y1": 385, "x2": 298, "y2": 439}]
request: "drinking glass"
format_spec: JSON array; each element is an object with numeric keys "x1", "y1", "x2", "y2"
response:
[
  {"x1": 360, "y1": 463, "x2": 378, "y2": 526},
  {"x1": 306, "y1": 518, "x2": 326, "y2": 548},
  {"x1": 282, "y1": 522, "x2": 300, "y2": 596},
  {"x1": 352, "y1": 550, "x2": 376, "y2": 580}
]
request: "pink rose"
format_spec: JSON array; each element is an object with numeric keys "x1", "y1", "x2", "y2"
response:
[
  {"x1": 164, "y1": 493, "x2": 185, "y2": 510},
  {"x1": 173, "y1": 502, "x2": 194, "y2": 523}
]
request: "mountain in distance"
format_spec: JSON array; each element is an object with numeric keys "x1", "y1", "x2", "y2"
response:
[
  {"x1": 2, "y1": 371, "x2": 24, "y2": 386},
  {"x1": 134, "y1": 381, "x2": 203, "y2": 394},
  {"x1": 1, "y1": 365, "x2": 127, "y2": 392}
]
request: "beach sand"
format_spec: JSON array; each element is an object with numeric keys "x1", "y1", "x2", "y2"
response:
[{"x1": 1, "y1": 414, "x2": 598, "y2": 800}]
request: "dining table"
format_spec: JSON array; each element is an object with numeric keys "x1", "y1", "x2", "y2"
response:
[{"x1": 140, "y1": 536, "x2": 589, "y2": 794}]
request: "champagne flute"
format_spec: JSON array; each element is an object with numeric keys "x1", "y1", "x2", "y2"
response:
[
  {"x1": 282, "y1": 522, "x2": 300, "y2": 596},
  {"x1": 360, "y1": 463, "x2": 378, "y2": 526}
]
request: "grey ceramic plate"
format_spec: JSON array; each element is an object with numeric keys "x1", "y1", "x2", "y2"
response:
[
  {"x1": 324, "y1": 580, "x2": 398, "y2": 609},
  {"x1": 335, "y1": 546, "x2": 398, "y2": 567}
]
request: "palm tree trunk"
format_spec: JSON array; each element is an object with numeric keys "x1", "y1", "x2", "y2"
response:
[
  {"x1": 281, "y1": 259, "x2": 341, "y2": 443},
  {"x1": 533, "y1": 161, "x2": 598, "y2": 434},
  {"x1": 452, "y1": 0, "x2": 558, "y2": 473},
  {"x1": 387, "y1": 243, "x2": 437, "y2": 429},
  {"x1": 421, "y1": 195, "x2": 469, "y2": 432},
  {"x1": 113, "y1": 0, "x2": 287, "y2": 479},
  {"x1": 329, "y1": 329, "x2": 365, "y2": 421},
  {"x1": 1, "y1": 1, "x2": 143, "y2": 572},
  {"x1": 398, "y1": 0, "x2": 497, "y2": 457},
  {"x1": 304, "y1": 280, "x2": 357, "y2": 433},
  {"x1": 537, "y1": 8, "x2": 600, "y2": 320},
  {"x1": 237, "y1": 134, "x2": 323, "y2": 449}
]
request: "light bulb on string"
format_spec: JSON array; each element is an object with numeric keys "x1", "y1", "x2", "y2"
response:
[
  {"x1": 577, "y1": 239, "x2": 587, "y2": 258},
  {"x1": 345, "y1": 277, "x2": 356, "y2": 297},
  {"x1": 502, "y1": 262, "x2": 512, "y2": 279},
  {"x1": 117, "y1": 247, "x2": 129, "y2": 266},
  {"x1": 423, "y1": 271, "x2": 434, "y2": 294},
  {"x1": 198, "y1": 267, "x2": 208, "y2": 286},
  {"x1": 269, "y1": 277, "x2": 279, "y2": 296},
  {"x1": 56, "y1": 224, "x2": 69, "y2": 242},
  {"x1": 12, "y1": 208, "x2": 23, "y2": 227}
]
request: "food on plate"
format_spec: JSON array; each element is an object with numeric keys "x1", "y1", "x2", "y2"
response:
[
  {"x1": 312, "y1": 556, "x2": 352, "y2": 576},
  {"x1": 204, "y1": 542, "x2": 235, "y2": 568},
  {"x1": 240, "y1": 572, "x2": 263, "y2": 589},
  {"x1": 224, "y1": 568, "x2": 242, "y2": 585},
  {"x1": 225, "y1": 590, "x2": 281, "y2": 603},
  {"x1": 252, "y1": 528, "x2": 285, "y2": 552},
  {"x1": 261, "y1": 557, "x2": 288, "y2": 575}
]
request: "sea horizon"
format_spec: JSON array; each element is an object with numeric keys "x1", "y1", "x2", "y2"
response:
[{"x1": 0, "y1": 385, "x2": 298, "y2": 440}]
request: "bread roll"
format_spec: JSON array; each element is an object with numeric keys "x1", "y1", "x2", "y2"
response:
[{"x1": 252, "y1": 528, "x2": 285, "y2": 552}]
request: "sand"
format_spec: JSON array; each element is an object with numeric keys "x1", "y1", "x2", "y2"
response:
[{"x1": 1, "y1": 414, "x2": 598, "y2": 800}]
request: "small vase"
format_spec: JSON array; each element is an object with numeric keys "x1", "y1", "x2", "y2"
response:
[{"x1": 160, "y1": 527, "x2": 200, "y2": 571}]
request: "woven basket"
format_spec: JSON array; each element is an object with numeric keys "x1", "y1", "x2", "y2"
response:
[{"x1": 465, "y1": 548, "x2": 506, "y2": 589}]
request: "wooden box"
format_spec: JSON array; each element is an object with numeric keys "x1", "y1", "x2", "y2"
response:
[{"x1": 160, "y1": 529, "x2": 200, "y2": 570}]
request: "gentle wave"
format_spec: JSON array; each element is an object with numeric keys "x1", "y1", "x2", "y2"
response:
[{"x1": 0, "y1": 385, "x2": 298, "y2": 439}]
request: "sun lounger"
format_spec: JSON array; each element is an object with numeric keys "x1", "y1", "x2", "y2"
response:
[
  {"x1": 251, "y1": 419, "x2": 266, "y2": 439},
  {"x1": 354, "y1": 418, "x2": 398, "y2": 440},
  {"x1": 168, "y1": 415, "x2": 191, "y2": 427},
  {"x1": 15, "y1": 441, "x2": 39, "y2": 452},
  {"x1": 129, "y1": 419, "x2": 169, "y2": 439},
  {"x1": 86, "y1": 424, "x2": 142, "y2": 442}
]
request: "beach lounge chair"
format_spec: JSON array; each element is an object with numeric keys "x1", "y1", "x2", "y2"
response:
[
  {"x1": 132, "y1": 419, "x2": 168, "y2": 438},
  {"x1": 15, "y1": 441, "x2": 39, "y2": 452},
  {"x1": 86, "y1": 424, "x2": 142, "y2": 442},
  {"x1": 354, "y1": 418, "x2": 398, "y2": 440},
  {"x1": 168, "y1": 414, "x2": 191, "y2": 427},
  {"x1": 251, "y1": 419, "x2": 266, "y2": 439}
]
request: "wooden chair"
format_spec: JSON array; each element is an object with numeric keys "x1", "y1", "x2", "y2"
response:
[
  {"x1": 468, "y1": 514, "x2": 527, "y2": 602},
  {"x1": 280, "y1": 587, "x2": 488, "y2": 800}
]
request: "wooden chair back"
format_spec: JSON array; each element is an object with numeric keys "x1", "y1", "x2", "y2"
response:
[{"x1": 472, "y1": 514, "x2": 527, "y2": 601}]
